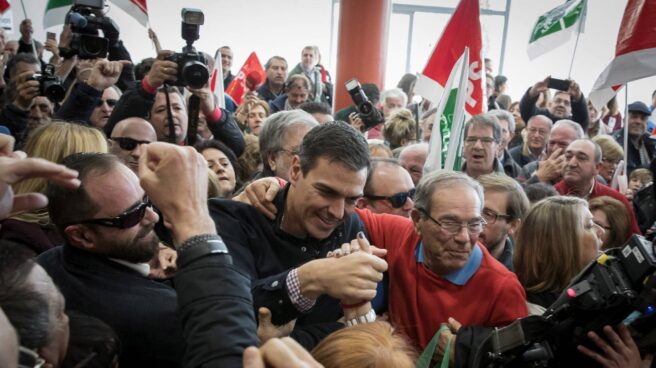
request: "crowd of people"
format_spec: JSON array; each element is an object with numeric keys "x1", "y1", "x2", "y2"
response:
[{"x1": 0, "y1": 13, "x2": 655, "y2": 368}]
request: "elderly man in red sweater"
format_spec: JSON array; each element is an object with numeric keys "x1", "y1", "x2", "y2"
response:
[{"x1": 554, "y1": 139, "x2": 641, "y2": 236}]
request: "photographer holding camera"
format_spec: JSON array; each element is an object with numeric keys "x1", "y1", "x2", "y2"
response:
[
  {"x1": 103, "y1": 9, "x2": 244, "y2": 156},
  {"x1": 0, "y1": 53, "x2": 42, "y2": 146}
]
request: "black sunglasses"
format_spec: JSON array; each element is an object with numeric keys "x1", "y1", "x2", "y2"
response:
[
  {"x1": 96, "y1": 98, "x2": 118, "y2": 107},
  {"x1": 111, "y1": 137, "x2": 151, "y2": 151},
  {"x1": 75, "y1": 198, "x2": 152, "y2": 229},
  {"x1": 365, "y1": 188, "x2": 416, "y2": 208}
]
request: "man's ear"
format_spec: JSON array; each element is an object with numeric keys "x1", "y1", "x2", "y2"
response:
[
  {"x1": 410, "y1": 209, "x2": 423, "y2": 236},
  {"x1": 507, "y1": 218, "x2": 521, "y2": 238},
  {"x1": 64, "y1": 225, "x2": 96, "y2": 251},
  {"x1": 289, "y1": 155, "x2": 302, "y2": 185},
  {"x1": 267, "y1": 152, "x2": 277, "y2": 173}
]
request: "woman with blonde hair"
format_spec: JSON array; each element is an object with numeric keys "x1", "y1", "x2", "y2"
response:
[
  {"x1": 592, "y1": 134, "x2": 624, "y2": 183},
  {"x1": 0, "y1": 121, "x2": 108, "y2": 253},
  {"x1": 311, "y1": 322, "x2": 417, "y2": 368},
  {"x1": 384, "y1": 108, "x2": 417, "y2": 151},
  {"x1": 513, "y1": 196, "x2": 603, "y2": 315}
]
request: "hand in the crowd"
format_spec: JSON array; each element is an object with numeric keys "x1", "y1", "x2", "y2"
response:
[
  {"x1": 148, "y1": 243, "x2": 178, "y2": 280},
  {"x1": 568, "y1": 80, "x2": 582, "y2": 101},
  {"x1": 529, "y1": 76, "x2": 550, "y2": 98},
  {"x1": 242, "y1": 91, "x2": 260, "y2": 107},
  {"x1": 326, "y1": 232, "x2": 387, "y2": 260},
  {"x1": 148, "y1": 28, "x2": 162, "y2": 53},
  {"x1": 435, "y1": 317, "x2": 461, "y2": 366},
  {"x1": 233, "y1": 177, "x2": 281, "y2": 220},
  {"x1": 243, "y1": 337, "x2": 323, "y2": 368},
  {"x1": 624, "y1": 188, "x2": 634, "y2": 201},
  {"x1": 13, "y1": 70, "x2": 40, "y2": 111},
  {"x1": 75, "y1": 58, "x2": 98, "y2": 83},
  {"x1": 58, "y1": 25, "x2": 72, "y2": 49},
  {"x1": 257, "y1": 307, "x2": 296, "y2": 345},
  {"x1": 348, "y1": 112, "x2": 364, "y2": 132},
  {"x1": 146, "y1": 51, "x2": 178, "y2": 89},
  {"x1": 0, "y1": 135, "x2": 80, "y2": 220},
  {"x1": 298, "y1": 246, "x2": 387, "y2": 301},
  {"x1": 577, "y1": 324, "x2": 654, "y2": 368},
  {"x1": 535, "y1": 148, "x2": 566, "y2": 183},
  {"x1": 44, "y1": 38, "x2": 59, "y2": 55},
  {"x1": 187, "y1": 86, "x2": 216, "y2": 117},
  {"x1": 87, "y1": 59, "x2": 131, "y2": 92},
  {"x1": 139, "y1": 142, "x2": 216, "y2": 246}
]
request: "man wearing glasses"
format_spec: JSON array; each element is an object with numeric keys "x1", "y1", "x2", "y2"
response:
[
  {"x1": 461, "y1": 114, "x2": 506, "y2": 179},
  {"x1": 37, "y1": 153, "x2": 183, "y2": 367},
  {"x1": 89, "y1": 86, "x2": 121, "y2": 129},
  {"x1": 358, "y1": 158, "x2": 415, "y2": 218},
  {"x1": 108, "y1": 117, "x2": 157, "y2": 173}
]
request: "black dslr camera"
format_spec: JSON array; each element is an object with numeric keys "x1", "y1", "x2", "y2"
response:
[
  {"x1": 165, "y1": 8, "x2": 208, "y2": 89},
  {"x1": 471, "y1": 235, "x2": 656, "y2": 367},
  {"x1": 65, "y1": 0, "x2": 119, "y2": 59},
  {"x1": 31, "y1": 64, "x2": 65, "y2": 103},
  {"x1": 345, "y1": 79, "x2": 384, "y2": 130}
]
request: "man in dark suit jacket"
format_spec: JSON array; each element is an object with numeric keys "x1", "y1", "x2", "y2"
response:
[{"x1": 613, "y1": 101, "x2": 656, "y2": 176}]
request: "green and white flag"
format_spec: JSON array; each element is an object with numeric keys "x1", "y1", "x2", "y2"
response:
[
  {"x1": 527, "y1": 0, "x2": 587, "y2": 60},
  {"x1": 424, "y1": 48, "x2": 470, "y2": 174},
  {"x1": 44, "y1": 0, "x2": 72, "y2": 29}
]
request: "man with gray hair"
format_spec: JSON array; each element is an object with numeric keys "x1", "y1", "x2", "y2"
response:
[
  {"x1": 554, "y1": 139, "x2": 641, "y2": 234},
  {"x1": 517, "y1": 119, "x2": 584, "y2": 184},
  {"x1": 462, "y1": 114, "x2": 505, "y2": 179},
  {"x1": 488, "y1": 110, "x2": 521, "y2": 178},
  {"x1": 258, "y1": 110, "x2": 319, "y2": 180},
  {"x1": 399, "y1": 143, "x2": 428, "y2": 185}
]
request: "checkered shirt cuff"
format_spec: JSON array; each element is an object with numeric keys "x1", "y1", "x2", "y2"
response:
[{"x1": 286, "y1": 268, "x2": 316, "y2": 312}]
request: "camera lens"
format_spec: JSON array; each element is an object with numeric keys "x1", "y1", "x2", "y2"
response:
[
  {"x1": 43, "y1": 81, "x2": 66, "y2": 103},
  {"x1": 182, "y1": 61, "x2": 209, "y2": 89},
  {"x1": 79, "y1": 35, "x2": 108, "y2": 59}
]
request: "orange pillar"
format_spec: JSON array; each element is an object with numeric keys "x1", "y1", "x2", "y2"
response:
[{"x1": 334, "y1": 0, "x2": 390, "y2": 112}]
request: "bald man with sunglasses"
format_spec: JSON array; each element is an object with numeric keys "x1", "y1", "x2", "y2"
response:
[
  {"x1": 109, "y1": 117, "x2": 157, "y2": 173},
  {"x1": 357, "y1": 158, "x2": 415, "y2": 218}
]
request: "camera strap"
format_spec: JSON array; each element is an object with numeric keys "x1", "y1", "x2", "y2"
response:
[
  {"x1": 162, "y1": 83, "x2": 177, "y2": 144},
  {"x1": 187, "y1": 95, "x2": 200, "y2": 146}
]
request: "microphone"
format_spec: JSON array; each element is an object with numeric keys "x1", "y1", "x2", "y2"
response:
[
  {"x1": 245, "y1": 71, "x2": 262, "y2": 91},
  {"x1": 68, "y1": 12, "x2": 88, "y2": 28}
]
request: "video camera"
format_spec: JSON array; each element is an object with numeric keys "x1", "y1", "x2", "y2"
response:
[
  {"x1": 65, "y1": 0, "x2": 119, "y2": 59},
  {"x1": 472, "y1": 234, "x2": 656, "y2": 367},
  {"x1": 165, "y1": 8, "x2": 209, "y2": 89},
  {"x1": 31, "y1": 64, "x2": 65, "y2": 103},
  {"x1": 345, "y1": 79, "x2": 384, "y2": 130}
]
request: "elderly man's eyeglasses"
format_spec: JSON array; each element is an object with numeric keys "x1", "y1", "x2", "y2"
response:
[
  {"x1": 464, "y1": 137, "x2": 496, "y2": 145},
  {"x1": 365, "y1": 188, "x2": 416, "y2": 208},
  {"x1": 73, "y1": 198, "x2": 152, "y2": 229},
  {"x1": 111, "y1": 137, "x2": 151, "y2": 151},
  {"x1": 96, "y1": 98, "x2": 118, "y2": 108},
  {"x1": 417, "y1": 208, "x2": 486, "y2": 235}
]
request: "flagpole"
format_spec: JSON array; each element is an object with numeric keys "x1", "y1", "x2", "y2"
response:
[
  {"x1": 18, "y1": 0, "x2": 39, "y2": 60},
  {"x1": 567, "y1": 16, "x2": 583, "y2": 78},
  {"x1": 623, "y1": 84, "x2": 629, "y2": 169}
]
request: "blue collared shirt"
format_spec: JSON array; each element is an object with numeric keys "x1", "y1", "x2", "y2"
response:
[{"x1": 415, "y1": 241, "x2": 483, "y2": 286}]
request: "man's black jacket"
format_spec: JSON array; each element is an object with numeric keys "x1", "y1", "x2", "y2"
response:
[
  {"x1": 104, "y1": 80, "x2": 245, "y2": 156},
  {"x1": 208, "y1": 185, "x2": 363, "y2": 348},
  {"x1": 612, "y1": 130, "x2": 656, "y2": 176}
]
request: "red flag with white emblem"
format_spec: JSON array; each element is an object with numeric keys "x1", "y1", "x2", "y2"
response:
[{"x1": 111, "y1": 0, "x2": 148, "y2": 27}]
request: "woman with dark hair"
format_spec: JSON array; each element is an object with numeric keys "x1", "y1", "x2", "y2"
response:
[
  {"x1": 589, "y1": 196, "x2": 631, "y2": 250},
  {"x1": 194, "y1": 140, "x2": 240, "y2": 198}
]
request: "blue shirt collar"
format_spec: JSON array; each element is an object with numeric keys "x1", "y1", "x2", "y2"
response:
[{"x1": 415, "y1": 241, "x2": 483, "y2": 285}]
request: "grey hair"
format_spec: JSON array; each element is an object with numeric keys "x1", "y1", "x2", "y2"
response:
[
  {"x1": 259, "y1": 110, "x2": 319, "y2": 172},
  {"x1": 463, "y1": 114, "x2": 502, "y2": 143},
  {"x1": 414, "y1": 170, "x2": 484, "y2": 214},
  {"x1": 380, "y1": 88, "x2": 408, "y2": 107},
  {"x1": 553, "y1": 119, "x2": 584, "y2": 139},
  {"x1": 571, "y1": 139, "x2": 603, "y2": 163},
  {"x1": 487, "y1": 109, "x2": 515, "y2": 133}
]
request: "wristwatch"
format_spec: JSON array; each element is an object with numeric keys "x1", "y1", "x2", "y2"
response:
[
  {"x1": 345, "y1": 309, "x2": 377, "y2": 327},
  {"x1": 177, "y1": 234, "x2": 230, "y2": 268}
]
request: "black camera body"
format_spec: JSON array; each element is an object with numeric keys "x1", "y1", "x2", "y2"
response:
[
  {"x1": 345, "y1": 79, "x2": 384, "y2": 129},
  {"x1": 472, "y1": 235, "x2": 656, "y2": 367},
  {"x1": 31, "y1": 65, "x2": 65, "y2": 103},
  {"x1": 66, "y1": 0, "x2": 118, "y2": 59},
  {"x1": 166, "y1": 8, "x2": 209, "y2": 89}
]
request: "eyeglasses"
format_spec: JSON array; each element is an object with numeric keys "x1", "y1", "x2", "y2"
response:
[
  {"x1": 527, "y1": 127, "x2": 549, "y2": 136},
  {"x1": 365, "y1": 188, "x2": 416, "y2": 208},
  {"x1": 592, "y1": 220, "x2": 612, "y2": 231},
  {"x1": 277, "y1": 147, "x2": 299, "y2": 156},
  {"x1": 601, "y1": 158, "x2": 620, "y2": 166},
  {"x1": 74, "y1": 197, "x2": 152, "y2": 229},
  {"x1": 111, "y1": 137, "x2": 151, "y2": 151},
  {"x1": 96, "y1": 98, "x2": 118, "y2": 108},
  {"x1": 482, "y1": 208, "x2": 512, "y2": 225},
  {"x1": 417, "y1": 208, "x2": 486, "y2": 235},
  {"x1": 464, "y1": 137, "x2": 496, "y2": 145}
]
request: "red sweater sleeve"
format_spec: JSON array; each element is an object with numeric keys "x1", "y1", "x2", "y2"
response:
[{"x1": 487, "y1": 272, "x2": 529, "y2": 325}]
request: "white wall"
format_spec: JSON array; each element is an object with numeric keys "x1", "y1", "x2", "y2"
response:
[{"x1": 11, "y1": 0, "x2": 656, "y2": 111}]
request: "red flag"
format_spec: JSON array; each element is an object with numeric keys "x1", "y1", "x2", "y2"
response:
[
  {"x1": 0, "y1": 0, "x2": 9, "y2": 14},
  {"x1": 111, "y1": 0, "x2": 148, "y2": 26},
  {"x1": 413, "y1": 0, "x2": 484, "y2": 116},
  {"x1": 226, "y1": 52, "x2": 265, "y2": 106},
  {"x1": 589, "y1": 0, "x2": 656, "y2": 108}
]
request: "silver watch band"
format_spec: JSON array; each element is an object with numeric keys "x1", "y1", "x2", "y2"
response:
[{"x1": 345, "y1": 309, "x2": 377, "y2": 327}]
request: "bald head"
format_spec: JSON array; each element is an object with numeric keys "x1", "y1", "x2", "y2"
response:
[
  {"x1": 109, "y1": 118, "x2": 157, "y2": 173},
  {"x1": 399, "y1": 143, "x2": 428, "y2": 185}
]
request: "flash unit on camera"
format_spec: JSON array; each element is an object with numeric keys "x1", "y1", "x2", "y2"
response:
[{"x1": 182, "y1": 8, "x2": 204, "y2": 25}]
